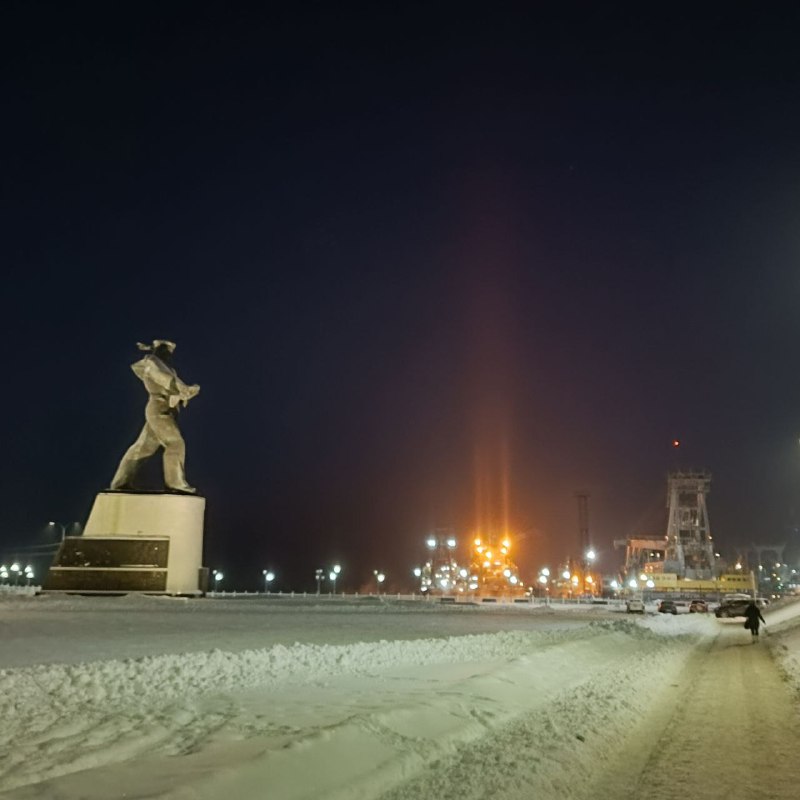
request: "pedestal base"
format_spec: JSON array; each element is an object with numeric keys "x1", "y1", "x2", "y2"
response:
[{"x1": 44, "y1": 492, "x2": 206, "y2": 595}]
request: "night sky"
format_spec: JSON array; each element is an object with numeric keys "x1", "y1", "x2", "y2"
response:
[{"x1": 4, "y1": 4, "x2": 800, "y2": 590}]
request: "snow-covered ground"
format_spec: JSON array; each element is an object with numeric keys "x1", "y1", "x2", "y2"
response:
[{"x1": 1, "y1": 594, "x2": 800, "y2": 799}]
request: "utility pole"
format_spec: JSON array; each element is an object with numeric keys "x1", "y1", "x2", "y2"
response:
[{"x1": 576, "y1": 493, "x2": 590, "y2": 594}]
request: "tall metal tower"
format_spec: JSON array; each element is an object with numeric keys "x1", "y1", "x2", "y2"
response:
[
  {"x1": 576, "y1": 493, "x2": 590, "y2": 556},
  {"x1": 664, "y1": 470, "x2": 716, "y2": 579}
]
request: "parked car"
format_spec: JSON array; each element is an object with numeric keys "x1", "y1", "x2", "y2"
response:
[
  {"x1": 626, "y1": 598, "x2": 645, "y2": 614},
  {"x1": 715, "y1": 598, "x2": 751, "y2": 618},
  {"x1": 715, "y1": 596, "x2": 766, "y2": 618},
  {"x1": 689, "y1": 599, "x2": 709, "y2": 613},
  {"x1": 658, "y1": 599, "x2": 678, "y2": 614}
]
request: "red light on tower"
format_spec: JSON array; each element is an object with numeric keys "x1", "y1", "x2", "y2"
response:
[{"x1": 672, "y1": 439, "x2": 681, "y2": 448}]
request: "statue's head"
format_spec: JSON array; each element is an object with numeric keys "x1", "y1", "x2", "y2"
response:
[{"x1": 137, "y1": 340, "x2": 177, "y2": 364}]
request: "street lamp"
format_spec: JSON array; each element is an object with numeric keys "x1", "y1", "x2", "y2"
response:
[
  {"x1": 373, "y1": 570, "x2": 385, "y2": 594},
  {"x1": 24, "y1": 566, "x2": 34, "y2": 586},
  {"x1": 212, "y1": 570, "x2": 223, "y2": 593},
  {"x1": 48, "y1": 521, "x2": 66, "y2": 542},
  {"x1": 315, "y1": 568, "x2": 324, "y2": 595},
  {"x1": 10, "y1": 563, "x2": 20, "y2": 585},
  {"x1": 262, "y1": 570, "x2": 275, "y2": 593},
  {"x1": 329, "y1": 564, "x2": 341, "y2": 594},
  {"x1": 584, "y1": 549, "x2": 596, "y2": 595}
]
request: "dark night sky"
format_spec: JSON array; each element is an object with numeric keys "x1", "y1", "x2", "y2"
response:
[{"x1": 4, "y1": 4, "x2": 800, "y2": 589}]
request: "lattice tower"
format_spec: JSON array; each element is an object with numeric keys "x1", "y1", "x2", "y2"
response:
[{"x1": 664, "y1": 470, "x2": 717, "y2": 579}]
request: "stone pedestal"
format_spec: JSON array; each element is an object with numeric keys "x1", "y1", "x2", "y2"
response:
[{"x1": 45, "y1": 492, "x2": 206, "y2": 595}]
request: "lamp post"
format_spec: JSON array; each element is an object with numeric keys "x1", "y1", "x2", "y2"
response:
[
  {"x1": 10, "y1": 563, "x2": 20, "y2": 586},
  {"x1": 262, "y1": 570, "x2": 275, "y2": 593},
  {"x1": 24, "y1": 565, "x2": 34, "y2": 586},
  {"x1": 329, "y1": 564, "x2": 341, "y2": 595},
  {"x1": 48, "y1": 521, "x2": 65, "y2": 542},
  {"x1": 212, "y1": 569, "x2": 223, "y2": 593},
  {"x1": 584, "y1": 549, "x2": 596, "y2": 595},
  {"x1": 315, "y1": 568, "x2": 324, "y2": 595},
  {"x1": 373, "y1": 570, "x2": 385, "y2": 595}
]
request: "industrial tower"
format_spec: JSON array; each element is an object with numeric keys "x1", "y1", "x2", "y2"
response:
[
  {"x1": 663, "y1": 470, "x2": 717, "y2": 579},
  {"x1": 576, "y1": 492, "x2": 590, "y2": 556}
]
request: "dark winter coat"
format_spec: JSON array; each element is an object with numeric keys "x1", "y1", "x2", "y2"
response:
[{"x1": 744, "y1": 602, "x2": 765, "y2": 628}]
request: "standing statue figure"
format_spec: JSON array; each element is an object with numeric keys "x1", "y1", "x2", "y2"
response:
[{"x1": 111, "y1": 340, "x2": 200, "y2": 494}]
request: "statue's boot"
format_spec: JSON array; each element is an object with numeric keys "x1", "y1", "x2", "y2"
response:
[{"x1": 163, "y1": 440, "x2": 195, "y2": 494}]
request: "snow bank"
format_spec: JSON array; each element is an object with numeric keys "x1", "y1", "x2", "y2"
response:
[
  {"x1": 0, "y1": 617, "x2": 705, "y2": 798},
  {"x1": 0, "y1": 621, "x2": 646, "y2": 724},
  {"x1": 763, "y1": 598, "x2": 800, "y2": 697}
]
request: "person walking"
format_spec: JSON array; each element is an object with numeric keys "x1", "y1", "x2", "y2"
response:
[{"x1": 744, "y1": 600, "x2": 766, "y2": 641}]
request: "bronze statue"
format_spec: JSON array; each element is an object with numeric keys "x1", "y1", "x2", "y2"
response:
[{"x1": 110, "y1": 340, "x2": 200, "y2": 493}]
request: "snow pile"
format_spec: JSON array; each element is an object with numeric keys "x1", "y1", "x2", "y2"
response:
[
  {"x1": 764, "y1": 598, "x2": 800, "y2": 696},
  {"x1": 0, "y1": 629, "x2": 551, "y2": 721},
  {"x1": 0, "y1": 614, "x2": 706, "y2": 799}
]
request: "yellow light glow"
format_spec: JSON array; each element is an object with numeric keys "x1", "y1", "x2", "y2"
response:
[
  {"x1": 501, "y1": 547, "x2": 507, "y2": 555},
  {"x1": 483, "y1": 560, "x2": 490, "y2": 568},
  {"x1": 502, "y1": 540, "x2": 510, "y2": 549},
  {"x1": 571, "y1": 576, "x2": 579, "y2": 585},
  {"x1": 474, "y1": 538, "x2": 481, "y2": 546},
  {"x1": 485, "y1": 551, "x2": 492, "y2": 559},
  {"x1": 586, "y1": 576, "x2": 594, "y2": 584}
]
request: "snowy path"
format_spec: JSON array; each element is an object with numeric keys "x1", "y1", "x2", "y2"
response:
[{"x1": 594, "y1": 623, "x2": 800, "y2": 799}]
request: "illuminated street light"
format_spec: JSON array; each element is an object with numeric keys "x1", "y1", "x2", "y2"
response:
[
  {"x1": 212, "y1": 570, "x2": 223, "y2": 592},
  {"x1": 541, "y1": 567, "x2": 550, "y2": 577},
  {"x1": 538, "y1": 575, "x2": 548, "y2": 585},
  {"x1": 262, "y1": 569, "x2": 275, "y2": 593},
  {"x1": 562, "y1": 570, "x2": 570, "y2": 580},
  {"x1": 446, "y1": 538, "x2": 456, "y2": 548},
  {"x1": 628, "y1": 578, "x2": 638, "y2": 588},
  {"x1": 373, "y1": 570, "x2": 385, "y2": 594},
  {"x1": 315, "y1": 568, "x2": 324, "y2": 595},
  {"x1": 48, "y1": 521, "x2": 66, "y2": 542},
  {"x1": 330, "y1": 565, "x2": 341, "y2": 594},
  {"x1": 426, "y1": 538, "x2": 436, "y2": 549},
  {"x1": 586, "y1": 549, "x2": 596, "y2": 562},
  {"x1": 413, "y1": 567, "x2": 422, "y2": 577}
]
